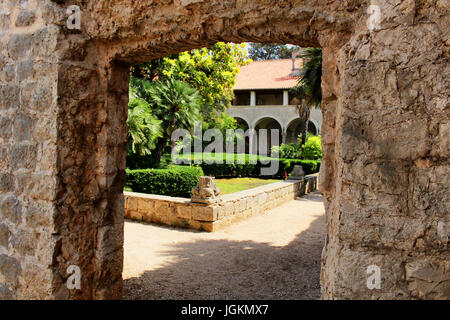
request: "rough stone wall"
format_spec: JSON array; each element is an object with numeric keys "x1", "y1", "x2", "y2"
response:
[
  {"x1": 0, "y1": 0, "x2": 60, "y2": 299},
  {"x1": 319, "y1": 0, "x2": 450, "y2": 299},
  {"x1": 0, "y1": 0, "x2": 448, "y2": 299}
]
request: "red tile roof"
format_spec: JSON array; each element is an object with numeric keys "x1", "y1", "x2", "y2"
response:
[{"x1": 234, "y1": 59, "x2": 303, "y2": 90}]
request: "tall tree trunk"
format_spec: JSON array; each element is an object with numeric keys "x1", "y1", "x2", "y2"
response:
[
  {"x1": 153, "y1": 136, "x2": 168, "y2": 168},
  {"x1": 297, "y1": 104, "x2": 311, "y2": 146},
  {"x1": 153, "y1": 107, "x2": 178, "y2": 167}
]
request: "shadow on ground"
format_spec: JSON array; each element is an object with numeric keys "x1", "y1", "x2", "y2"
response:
[
  {"x1": 296, "y1": 192, "x2": 323, "y2": 203},
  {"x1": 123, "y1": 210, "x2": 325, "y2": 300}
]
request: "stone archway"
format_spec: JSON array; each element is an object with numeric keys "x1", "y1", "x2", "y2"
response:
[
  {"x1": 233, "y1": 117, "x2": 250, "y2": 132},
  {"x1": 254, "y1": 117, "x2": 283, "y2": 155},
  {"x1": 286, "y1": 118, "x2": 318, "y2": 144},
  {"x1": 232, "y1": 117, "x2": 250, "y2": 153},
  {"x1": 1, "y1": 0, "x2": 448, "y2": 300}
]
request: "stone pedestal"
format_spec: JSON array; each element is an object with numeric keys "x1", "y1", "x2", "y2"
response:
[
  {"x1": 290, "y1": 165, "x2": 305, "y2": 180},
  {"x1": 191, "y1": 176, "x2": 221, "y2": 205}
]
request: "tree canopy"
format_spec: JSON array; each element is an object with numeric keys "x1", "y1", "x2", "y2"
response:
[
  {"x1": 290, "y1": 47, "x2": 323, "y2": 146},
  {"x1": 132, "y1": 42, "x2": 250, "y2": 121},
  {"x1": 130, "y1": 77, "x2": 203, "y2": 166},
  {"x1": 247, "y1": 43, "x2": 300, "y2": 61},
  {"x1": 127, "y1": 84, "x2": 162, "y2": 156}
]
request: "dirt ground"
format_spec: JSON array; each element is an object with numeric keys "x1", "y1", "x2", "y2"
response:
[{"x1": 123, "y1": 192, "x2": 326, "y2": 300}]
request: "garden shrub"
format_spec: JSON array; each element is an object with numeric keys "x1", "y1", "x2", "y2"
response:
[
  {"x1": 126, "y1": 165, "x2": 204, "y2": 198},
  {"x1": 302, "y1": 135, "x2": 322, "y2": 160},
  {"x1": 271, "y1": 143, "x2": 303, "y2": 159},
  {"x1": 196, "y1": 158, "x2": 320, "y2": 178}
]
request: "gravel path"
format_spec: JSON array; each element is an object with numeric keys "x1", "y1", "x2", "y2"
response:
[{"x1": 123, "y1": 192, "x2": 326, "y2": 300}]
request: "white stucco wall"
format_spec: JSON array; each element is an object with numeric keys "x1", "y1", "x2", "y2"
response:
[{"x1": 226, "y1": 105, "x2": 322, "y2": 135}]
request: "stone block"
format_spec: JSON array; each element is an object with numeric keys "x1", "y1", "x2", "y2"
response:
[
  {"x1": 192, "y1": 206, "x2": 218, "y2": 222},
  {"x1": 223, "y1": 202, "x2": 235, "y2": 216},
  {"x1": 176, "y1": 205, "x2": 192, "y2": 220},
  {"x1": 200, "y1": 222, "x2": 214, "y2": 232},
  {"x1": 1, "y1": 195, "x2": 22, "y2": 225},
  {"x1": 0, "y1": 173, "x2": 14, "y2": 192},
  {"x1": 13, "y1": 114, "x2": 34, "y2": 141},
  {"x1": 0, "y1": 224, "x2": 9, "y2": 249},
  {"x1": 0, "y1": 84, "x2": 20, "y2": 110},
  {"x1": 154, "y1": 201, "x2": 169, "y2": 215},
  {"x1": 11, "y1": 229, "x2": 35, "y2": 256},
  {"x1": 125, "y1": 210, "x2": 141, "y2": 221},
  {"x1": 405, "y1": 260, "x2": 450, "y2": 300},
  {"x1": 137, "y1": 199, "x2": 153, "y2": 213},
  {"x1": 7, "y1": 33, "x2": 32, "y2": 59},
  {"x1": 10, "y1": 144, "x2": 37, "y2": 170},
  {"x1": 0, "y1": 284, "x2": 14, "y2": 300},
  {"x1": 126, "y1": 196, "x2": 137, "y2": 211},
  {"x1": 15, "y1": 9, "x2": 36, "y2": 27},
  {"x1": 0, "y1": 116, "x2": 12, "y2": 139},
  {"x1": 0, "y1": 254, "x2": 21, "y2": 284}
]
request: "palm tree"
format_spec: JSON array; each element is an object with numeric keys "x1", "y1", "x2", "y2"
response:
[
  {"x1": 127, "y1": 86, "x2": 162, "y2": 157},
  {"x1": 290, "y1": 47, "x2": 322, "y2": 146},
  {"x1": 132, "y1": 77, "x2": 202, "y2": 167}
]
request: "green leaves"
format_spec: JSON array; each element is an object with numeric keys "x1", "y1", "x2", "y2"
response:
[
  {"x1": 247, "y1": 43, "x2": 300, "y2": 61},
  {"x1": 126, "y1": 166, "x2": 204, "y2": 198},
  {"x1": 302, "y1": 135, "x2": 322, "y2": 160},
  {"x1": 132, "y1": 42, "x2": 250, "y2": 121},
  {"x1": 290, "y1": 47, "x2": 323, "y2": 108},
  {"x1": 271, "y1": 143, "x2": 303, "y2": 159},
  {"x1": 148, "y1": 78, "x2": 202, "y2": 131},
  {"x1": 127, "y1": 89, "x2": 162, "y2": 156}
]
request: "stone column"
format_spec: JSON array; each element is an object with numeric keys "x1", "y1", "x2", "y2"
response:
[
  {"x1": 282, "y1": 130, "x2": 287, "y2": 144},
  {"x1": 250, "y1": 91, "x2": 256, "y2": 107},
  {"x1": 283, "y1": 90, "x2": 289, "y2": 106},
  {"x1": 0, "y1": 1, "x2": 127, "y2": 299},
  {"x1": 247, "y1": 127, "x2": 258, "y2": 155},
  {"x1": 0, "y1": 1, "x2": 61, "y2": 299},
  {"x1": 319, "y1": 2, "x2": 450, "y2": 299},
  {"x1": 52, "y1": 54, "x2": 128, "y2": 299}
]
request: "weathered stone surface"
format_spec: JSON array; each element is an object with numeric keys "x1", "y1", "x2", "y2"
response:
[
  {"x1": 290, "y1": 165, "x2": 305, "y2": 180},
  {"x1": 9, "y1": 144, "x2": 37, "y2": 170},
  {"x1": 0, "y1": 284, "x2": 14, "y2": 300},
  {"x1": 15, "y1": 9, "x2": 36, "y2": 27},
  {"x1": 191, "y1": 176, "x2": 221, "y2": 204},
  {"x1": 12, "y1": 115, "x2": 33, "y2": 141},
  {"x1": 0, "y1": 116, "x2": 12, "y2": 139},
  {"x1": 192, "y1": 206, "x2": 217, "y2": 222},
  {"x1": 405, "y1": 260, "x2": 450, "y2": 300},
  {"x1": 0, "y1": 223, "x2": 9, "y2": 249},
  {"x1": 1, "y1": 195, "x2": 22, "y2": 225},
  {"x1": 0, "y1": 173, "x2": 14, "y2": 192},
  {"x1": 0, "y1": 254, "x2": 21, "y2": 284},
  {"x1": 0, "y1": 84, "x2": 19, "y2": 110},
  {"x1": 7, "y1": 33, "x2": 32, "y2": 59},
  {"x1": 11, "y1": 229, "x2": 35, "y2": 256}
]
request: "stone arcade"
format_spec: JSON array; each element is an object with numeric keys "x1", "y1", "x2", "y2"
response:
[{"x1": 0, "y1": 0, "x2": 448, "y2": 299}]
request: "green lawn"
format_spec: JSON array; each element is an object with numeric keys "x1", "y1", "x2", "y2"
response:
[{"x1": 215, "y1": 178, "x2": 280, "y2": 194}]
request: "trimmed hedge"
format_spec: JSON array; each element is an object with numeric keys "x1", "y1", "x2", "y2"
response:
[
  {"x1": 126, "y1": 166, "x2": 204, "y2": 198},
  {"x1": 189, "y1": 158, "x2": 320, "y2": 178}
]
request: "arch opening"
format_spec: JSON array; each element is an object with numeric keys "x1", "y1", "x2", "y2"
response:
[{"x1": 8, "y1": 0, "x2": 444, "y2": 302}]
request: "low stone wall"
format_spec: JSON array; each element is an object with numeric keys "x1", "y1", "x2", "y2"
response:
[{"x1": 124, "y1": 174, "x2": 319, "y2": 232}]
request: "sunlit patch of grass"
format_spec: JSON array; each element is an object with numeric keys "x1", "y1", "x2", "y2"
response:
[{"x1": 215, "y1": 178, "x2": 280, "y2": 194}]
